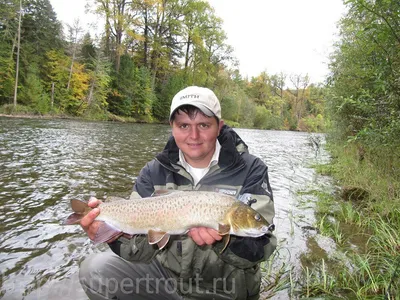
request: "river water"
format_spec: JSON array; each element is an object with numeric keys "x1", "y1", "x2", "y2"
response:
[{"x1": 0, "y1": 117, "x2": 332, "y2": 299}]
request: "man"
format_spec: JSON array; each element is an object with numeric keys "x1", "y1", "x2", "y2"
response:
[{"x1": 79, "y1": 86, "x2": 276, "y2": 299}]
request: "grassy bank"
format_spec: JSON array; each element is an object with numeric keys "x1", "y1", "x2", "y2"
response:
[
  {"x1": 0, "y1": 104, "x2": 156, "y2": 123},
  {"x1": 298, "y1": 142, "x2": 400, "y2": 299}
]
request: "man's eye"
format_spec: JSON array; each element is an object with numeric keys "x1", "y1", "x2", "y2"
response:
[
  {"x1": 180, "y1": 124, "x2": 188, "y2": 129},
  {"x1": 199, "y1": 124, "x2": 209, "y2": 129}
]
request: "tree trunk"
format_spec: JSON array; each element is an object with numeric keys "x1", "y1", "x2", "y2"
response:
[
  {"x1": 143, "y1": 7, "x2": 148, "y2": 67},
  {"x1": 51, "y1": 82, "x2": 55, "y2": 108},
  {"x1": 13, "y1": 0, "x2": 22, "y2": 108},
  {"x1": 184, "y1": 34, "x2": 191, "y2": 68},
  {"x1": 67, "y1": 43, "x2": 77, "y2": 90},
  {"x1": 87, "y1": 80, "x2": 95, "y2": 106},
  {"x1": 150, "y1": 0, "x2": 167, "y2": 89},
  {"x1": 67, "y1": 20, "x2": 82, "y2": 90}
]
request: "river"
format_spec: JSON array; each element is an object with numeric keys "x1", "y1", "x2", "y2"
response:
[{"x1": 0, "y1": 117, "x2": 332, "y2": 299}]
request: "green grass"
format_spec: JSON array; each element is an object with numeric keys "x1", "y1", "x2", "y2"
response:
[
  {"x1": 295, "y1": 141, "x2": 400, "y2": 299},
  {"x1": 259, "y1": 248, "x2": 294, "y2": 298}
]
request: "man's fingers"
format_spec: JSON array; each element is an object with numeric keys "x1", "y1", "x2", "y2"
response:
[
  {"x1": 206, "y1": 228, "x2": 223, "y2": 241},
  {"x1": 198, "y1": 227, "x2": 216, "y2": 245},
  {"x1": 189, "y1": 228, "x2": 205, "y2": 246},
  {"x1": 80, "y1": 208, "x2": 100, "y2": 228},
  {"x1": 86, "y1": 221, "x2": 100, "y2": 240},
  {"x1": 88, "y1": 197, "x2": 101, "y2": 208},
  {"x1": 189, "y1": 227, "x2": 222, "y2": 246}
]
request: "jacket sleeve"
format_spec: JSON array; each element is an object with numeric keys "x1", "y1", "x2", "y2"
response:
[
  {"x1": 215, "y1": 156, "x2": 277, "y2": 268},
  {"x1": 132, "y1": 161, "x2": 156, "y2": 198},
  {"x1": 108, "y1": 161, "x2": 159, "y2": 262}
]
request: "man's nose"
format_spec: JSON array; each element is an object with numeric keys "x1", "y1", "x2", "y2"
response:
[{"x1": 189, "y1": 126, "x2": 200, "y2": 139}]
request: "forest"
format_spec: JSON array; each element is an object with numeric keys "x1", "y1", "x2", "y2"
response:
[{"x1": 0, "y1": 0, "x2": 325, "y2": 132}]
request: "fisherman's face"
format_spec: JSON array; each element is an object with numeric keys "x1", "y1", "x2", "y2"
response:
[{"x1": 171, "y1": 110, "x2": 224, "y2": 168}]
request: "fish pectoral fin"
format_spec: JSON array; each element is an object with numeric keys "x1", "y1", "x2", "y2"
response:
[
  {"x1": 217, "y1": 223, "x2": 231, "y2": 254},
  {"x1": 218, "y1": 223, "x2": 231, "y2": 235},
  {"x1": 220, "y1": 235, "x2": 231, "y2": 254},
  {"x1": 63, "y1": 213, "x2": 84, "y2": 225},
  {"x1": 93, "y1": 222, "x2": 122, "y2": 244},
  {"x1": 157, "y1": 234, "x2": 170, "y2": 250},
  {"x1": 148, "y1": 230, "x2": 170, "y2": 249},
  {"x1": 70, "y1": 199, "x2": 89, "y2": 213}
]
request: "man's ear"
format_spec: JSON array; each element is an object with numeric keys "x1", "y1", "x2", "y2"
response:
[
  {"x1": 218, "y1": 119, "x2": 225, "y2": 134},
  {"x1": 170, "y1": 121, "x2": 174, "y2": 136}
]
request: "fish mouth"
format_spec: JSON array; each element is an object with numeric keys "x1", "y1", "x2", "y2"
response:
[
  {"x1": 260, "y1": 224, "x2": 275, "y2": 234},
  {"x1": 238, "y1": 228, "x2": 266, "y2": 238},
  {"x1": 239, "y1": 225, "x2": 274, "y2": 237}
]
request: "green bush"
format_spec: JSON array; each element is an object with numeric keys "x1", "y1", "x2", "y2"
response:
[{"x1": 0, "y1": 104, "x2": 35, "y2": 115}]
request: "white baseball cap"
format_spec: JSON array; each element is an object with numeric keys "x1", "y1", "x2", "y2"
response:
[{"x1": 169, "y1": 86, "x2": 222, "y2": 120}]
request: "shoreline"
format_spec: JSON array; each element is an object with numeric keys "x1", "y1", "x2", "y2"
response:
[
  {"x1": 0, "y1": 113, "x2": 321, "y2": 133},
  {"x1": 0, "y1": 113, "x2": 75, "y2": 120}
]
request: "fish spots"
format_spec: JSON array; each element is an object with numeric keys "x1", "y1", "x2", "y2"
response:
[{"x1": 93, "y1": 191, "x2": 268, "y2": 237}]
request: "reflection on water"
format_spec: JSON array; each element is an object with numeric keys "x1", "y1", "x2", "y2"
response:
[{"x1": 0, "y1": 118, "x2": 331, "y2": 299}]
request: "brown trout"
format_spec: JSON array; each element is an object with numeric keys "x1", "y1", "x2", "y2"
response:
[{"x1": 64, "y1": 191, "x2": 273, "y2": 250}]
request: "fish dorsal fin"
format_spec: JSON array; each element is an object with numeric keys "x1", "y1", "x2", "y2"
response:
[
  {"x1": 218, "y1": 223, "x2": 231, "y2": 235},
  {"x1": 148, "y1": 230, "x2": 170, "y2": 249},
  {"x1": 70, "y1": 199, "x2": 89, "y2": 213}
]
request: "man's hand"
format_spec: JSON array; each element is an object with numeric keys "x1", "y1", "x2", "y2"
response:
[
  {"x1": 80, "y1": 197, "x2": 122, "y2": 243},
  {"x1": 188, "y1": 227, "x2": 222, "y2": 246}
]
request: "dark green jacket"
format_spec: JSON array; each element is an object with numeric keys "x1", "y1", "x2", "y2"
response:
[{"x1": 109, "y1": 125, "x2": 276, "y2": 299}]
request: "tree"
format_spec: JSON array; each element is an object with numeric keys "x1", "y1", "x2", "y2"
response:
[
  {"x1": 66, "y1": 19, "x2": 84, "y2": 90},
  {"x1": 20, "y1": 63, "x2": 50, "y2": 113},
  {"x1": 0, "y1": 0, "x2": 18, "y2": 104},
  {"x1": 79, "y1": 34, "x2": 111, "y2": 116},
  {"x1": 21, "y1": 0, "x2": 63, "y2": 61},
  {"x1": 248, "y1": 71, "x2": 272, "y2": 106},
  {"x1": 328, "y1": 0, "x2": 400, "y2": 144},
  {"x1": 43, "y1": 49, "x2": 90, "y2": 114},
  {"x1": 91, "y1": 0, "x2": 136, "y2": 73},
  {"x1": 288, "y1": 73, "x2": 310, "y2": 126}
]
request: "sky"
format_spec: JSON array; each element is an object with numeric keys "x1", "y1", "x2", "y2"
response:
[{"x1": 50, "y1": 0, "x2": 347, "y2": 84}]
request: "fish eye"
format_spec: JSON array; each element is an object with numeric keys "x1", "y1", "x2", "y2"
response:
[{"x1": 254, "y1": 213, "x2": 261, "y2": 222}]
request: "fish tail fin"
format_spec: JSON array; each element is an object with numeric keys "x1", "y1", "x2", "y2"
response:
[{"x1": 63, "y1": 199, "x2": 91, "y2": 225}]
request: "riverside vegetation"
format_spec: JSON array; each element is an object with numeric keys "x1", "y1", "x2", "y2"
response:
[
  {"x1": 2, "y1": 0, "x2": 400, "y2": 299},
  {"x1": 287, "y1": 0, "x2": 399, "y2": 298},
  {"x1": 301, "y1": 143, "x2": 400, "y2": 299}
]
